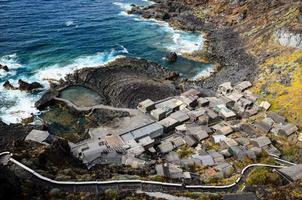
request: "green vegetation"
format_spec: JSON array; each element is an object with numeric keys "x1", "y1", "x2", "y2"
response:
[
  {"x1": 246, "y1": 167, "x2": 280, "y2": 186},
  {"x1": 176, "y1": 145, "x2": 194, "y2": 158}
]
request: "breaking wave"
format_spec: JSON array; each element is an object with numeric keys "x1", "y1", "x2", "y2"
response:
[{"x1": 0, "y1": 50, "x2": 124, "y2": 124}]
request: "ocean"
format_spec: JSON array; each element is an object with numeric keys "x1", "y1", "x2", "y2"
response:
[{"x1": 0, "y1": 0, "x2": 211, "y2": 124}]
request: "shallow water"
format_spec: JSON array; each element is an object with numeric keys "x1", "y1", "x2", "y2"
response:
[
  {"x1": 0, "y1": 0, "x2": 212, "y2": 123},
  {"x1": 59, "y1": 86, "x2": 103, "y2": 107}
]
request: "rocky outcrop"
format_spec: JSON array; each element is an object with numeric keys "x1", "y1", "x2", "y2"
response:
[
  {"x1": 38, "y1": 57, "x2": 183, "y2": 109},
  {"x1": 166, "y1": 52, "x2": 178, "y2": 62},
  {"x1": 18, "y1": 79, "x2": 43, "y2": 92},
  {"x1": 0, "y1": 120, "x2": 43, "y2": 150},
  {"x1": 0, "y1": 64, "x2": 9, "y2": 72},
  {"x1": 275, "y1": 29, "x2": 302, "y2": 49},
  {"x1": 35, "y1": 90, "x2": 59, "y2": 110},
  {"x1": 3, "y1": 81, "x2": 15, "y2": 90},
  {"x1": 2, "y1": 79, "x2": 43, "y2": 92}
]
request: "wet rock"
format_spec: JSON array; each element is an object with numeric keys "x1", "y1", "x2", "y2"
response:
[
  {"x1": 0, "y1": 64, "x2": 9, "y2": 72},
  {"x1": 35, "y1": 90, "x2": 58, "y2": 110},
  {"x1": 3, "y1": 80, "x2": 15, "y2": 90},
  {"x1": 18, "y1": 79, "x2": 43, "y2": 92},
  {"x1": 166, "y1": 52, "x2": 178, "y2": 62}
]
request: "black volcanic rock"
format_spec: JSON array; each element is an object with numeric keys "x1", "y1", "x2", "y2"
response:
[
  {"x1": 3, "y1": 80, "x2": 15, "y2": 90},
  {"x1": 18, "y1": 79, "x2": 43, "y2": 92},
  {"x1": 39, "y1": 57, "x2": 183, "y2": 109},
  {"x1": 0, "y1": 64, "x2": 9, "y2": 72},
  {"x1": 166, "y1": 52, "x2": 178, "y2": 62},
  {"x1": 35, "y1": 90, "x2": 59, "y2": 110}
]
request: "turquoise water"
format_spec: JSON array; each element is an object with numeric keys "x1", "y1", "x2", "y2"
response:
[{"x1": 0, "y1": 0, "x2": 212, "y2": 123}]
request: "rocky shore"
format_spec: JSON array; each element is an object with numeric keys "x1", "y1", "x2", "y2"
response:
[
  {"x1": 128, "y1": 0, "x2": 258, "y2": 89},
  {"x1": 36, "y1": 57, "x2": 184, "y2": 110}
]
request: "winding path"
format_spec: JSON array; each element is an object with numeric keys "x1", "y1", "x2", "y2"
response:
[{"x1": 0, "y1": 151, "x2": 289, "y2": 193}]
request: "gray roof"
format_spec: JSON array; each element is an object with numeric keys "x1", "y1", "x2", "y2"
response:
[
  {"x1": 254, "y1": 120, "x2": 272, "y2": 133},
  {"x1": 131, "y1": 123, "x2": 163, "y2": 139},
  {"x1": 267, "y1": 112, "x2": 286, "y2": 124},
  {"x1": 278, "y1": 164, "x2": 302, "y2": 181},
  {"x1": 234, "y1": 81, "x2": 252, "y2": 92},
  {"x1": 278, "y1": 123, "x2": 298, "y2": 136},
  {"x1": 193, "y1": 154, "x2": 214, "y2": 166},
  {"x1": 251, "y1": 136, "x2": 271, "y2": 148},
  {"x1": 25, "y1": 129, "x2": 50, "y2": 144},
  {"x1": 169, "y1": 111, "x2": 190, "y2": 123},
  {"x1": 158, "y1": 141, "x2": 174, "y2": 153}
]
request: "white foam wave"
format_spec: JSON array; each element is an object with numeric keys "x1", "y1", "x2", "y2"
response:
[
  {"x1": 0, "y1": 51, "x2": 124, "y2": 124},
  {"x1": 0, "y1": 54, "x2": 24, "y2": 78},
  {"x1": 113, "y1": 2, "x2": 132, "y2": 11},
  {"x1": 191, "y1": 66, "x2": 215, "y2": 81},
  {"x1": 124, "y1": 11, "x2": 204, "y2": 54},
  {"x1": 65, "y1": 20, "x2": 75, "y2": 27}
]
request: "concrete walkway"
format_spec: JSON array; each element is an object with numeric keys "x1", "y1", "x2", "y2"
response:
[{"x1": 0, "y1": 151, "x2": 287, "y2": 193}]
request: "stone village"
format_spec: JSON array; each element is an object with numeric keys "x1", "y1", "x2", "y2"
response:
[{"x1": 25, "y1": 81, "x2": 302, "y2": 184}]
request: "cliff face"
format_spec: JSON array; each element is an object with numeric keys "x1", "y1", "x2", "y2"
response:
[{"x1": 132, "y1": 0, "x2": 302, "y2": 127}]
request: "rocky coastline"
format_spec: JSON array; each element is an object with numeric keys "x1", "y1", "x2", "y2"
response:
[{"x1": 128, "y1": 0, "x2": 258, "y2": 89}]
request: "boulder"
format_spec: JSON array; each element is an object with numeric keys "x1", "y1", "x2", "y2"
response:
[
  {"x1": 3, "y1": 81, "x2": 15, "y2": 90},
  {"x1": 18, "y1": 79, "x2": 43, "y2": 92},
  {"x1": 0, "y1": 64, "x2": 9, "y2": 72},
  {"x1": 166, "y1": 52, "x2": 178, "y2": 62}
]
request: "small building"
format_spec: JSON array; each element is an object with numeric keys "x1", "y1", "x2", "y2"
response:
[
  {"x1": 263, "y1": 145, "x2": 281, "y2": 157},
  {"x1": 165, "y1": 151, "x2": 181, "y2": 165},
  {"x1": 254, "y1": 120, "x2": 272, "y2": 134},
  {"x1": 267, "y1": 112, "x2": 286, "y2": 124},
  {"x1": 128, "y1": 145, "x2": 145, "y2": 156},
  {"x1": 181, "y1": 89, "x2": 201, "y2": 98},
  {"x1": 215, "y1": 162, "x2": 234, "y2": 178},
  {"x1": 212, "y1": 122, "x2": 234, "y2": 135},
  {"x1": 197, "y1": 97, "x2": 210, "y2": 107},
  {"x1": 159, "y1": 117, "x2": 178, "y2": 132},
  {"x1": 221, "y1": 138, "x2": 238, "y2": 148},
  {"x1": 138, "y1": 136, "x2": 154, "y2": 148},
  {"x1": 156, "y1": 98, "x2": 183, "y2": 111},
  {"x1": 179, "y1": 95, "x2": 198, "y2": 107},
  {"x1": 193, "y1": 154, "x2": 215, "y2": 166},
  {"x1": 169, "y1": 110, "x2": 190, "y2": 124},
  {"x1": 122, "y1": 155, "x2": 145, "y2": 168},
  {"x1": 259, "y1": 101, "x2": 271, "y2": 111},
  {"x1": 226, "y1": 92, "x2": 243, "y2": 102},
  {"x1": 208, "y1": 150, "x2": 225, "y2": 163},
  {"x1": 251, "y1": 136, "x2": 271, "y2": 148},
  {"x1": 198, "y1": 114, "x2": 209, "y2": 125},
  {"x1": 212, "y1": 135, "x2": 227, "y2": 144},
  {"x1": 278, "y1": 123, "x2": 298, "y2": 136},
  {"x1": 137, "y1": 99, "x2": 155, "y2": 113},
  {"x1": 214, "y1": 104, "x2": 237, "y2": 120},
  {"x1": 25, "y1": 129, "x2": 50, "y2": 145},
  {"x1": 239, "y1": 124, "x2": 258, "y2": 136},
  {"x1": 171, "y1": 137, "x2": 186, "y2": 148},
  {"x1": 158, "y1": 141, "x2": 174, "y2": 154},
  {"x1": 235, "y1": 137, "x2": 250, "y2": 146},
  {"x1": 175, "y1": 124, "x2": 186, "y2": 133},
  {"x1": 131, "y1": 122, "x2": 164, "y2": 139},
  {"x1": 234, "y1": 81, "x2": 252, "y2": 92},
  {"x1": 187, "y1": 126, "x2": 209, "y2": 141},
  {"x1": 155, "y1": 163, "x2": 185, "y2": 179},
  {"x1": 183, "y1": 135, "x2": 197, "y2": 147},
  {"x1": 218, "y1": 82, "x2": 233, "y2": 95},
  {"x1": 277, "y1": 164, "x2": 302, "y2": 182},
  {"x1": 188, "y1": 108, "x2": 207, "y2": 121},
  {"x1": 205, "y1": 108, "x2": 222, "y2": 125},
  {"x1": 228, "y1": 146, "x2": 246, "y2": 160},
  {"x1": 151, "y1": 107, "x2": 170, "y2": 121}
]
